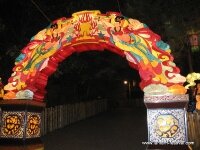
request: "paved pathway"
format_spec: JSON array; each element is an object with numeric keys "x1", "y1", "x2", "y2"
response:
[{"x1": 42, "y1": 107, "x2": 147, "y2": 150}]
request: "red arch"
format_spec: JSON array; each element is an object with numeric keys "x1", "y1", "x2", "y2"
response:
[
  {"x1": 3, "y1": 10, "x2": 186, "y2": 102},
  {"x1": 33, "y1": 43, "x2": 138, "y2": 101}
]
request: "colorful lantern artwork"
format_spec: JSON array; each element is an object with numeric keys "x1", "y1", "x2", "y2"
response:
[
  {"x1": 185, "y1": 72, "x2": 200, "y2": 89},
  {"x1": 0, "y1": 77, "x2": 4, "y2": 99},
  {"x1": 196, "y1": 83, "x2": 200, "y2": 110},
  {"x1": 185, "y1": 72, "x2": 200, "y2": 110},
  {"x1": 3, "y1": 10, "x2": 187, "y2": 102},
  {"x1": 155, "y1": 115, "x2": 179, "y2": 138},
  {"x1": 1, "y1": 112, "x2": 24, "y2": 138},
  {"x1": 0, "y1": 103, "x2": 43, "y2": 139},
  {"x1": 26, "y1": 113, "x2": 41, "y2": 138}
]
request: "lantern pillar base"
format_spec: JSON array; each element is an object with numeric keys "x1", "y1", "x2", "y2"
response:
[
  {"x1": 0, "y1": 99, "x2": 45, "y2": 147},
  {"x1": 144, "y1": 94, "x2": 189, "y2": 148}
]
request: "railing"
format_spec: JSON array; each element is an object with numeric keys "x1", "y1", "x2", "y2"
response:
[
  {"x1": 40, "y1": 99, "x2": 200, "y2": 149},
  {"x1": 41, "y1": 99, "x2": 107, "y2": 135},
  {"x1": 187, "y1": 111, "x2": 200, "y2": 150}
]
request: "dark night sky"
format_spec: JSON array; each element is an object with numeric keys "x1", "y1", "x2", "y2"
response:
[
  {"x1": 0, "y1": 0, "x2": 199, "y2": 104},
  {"x1": 1, "y1": 0, "x2": 199, "y2": 45},
  {"x1": 0, "y1": 0, "x2": 199, "y2": 70}
]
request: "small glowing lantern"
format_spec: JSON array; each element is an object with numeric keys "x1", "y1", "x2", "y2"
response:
[{"x1": 188, "y1": 30, "x2": 199, "y2": 52}]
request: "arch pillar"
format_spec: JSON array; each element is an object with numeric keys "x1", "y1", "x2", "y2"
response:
[
  {"x1": 144, "y1": 94, "x2": 190, "y2": 149},
  {"x1": 0, "y1": 100, "x2": 45, "y2": 149}
]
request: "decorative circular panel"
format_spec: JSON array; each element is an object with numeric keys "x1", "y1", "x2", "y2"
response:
[
  {"x1": 27, "y1": 114, "x2": 40, "y2": 137},
  {"x1": 155, "y1": 115, "x2": 179, "y2": 138},
  {"x1": 2, "y1": 114, "x2": 22, "y2": 136}
]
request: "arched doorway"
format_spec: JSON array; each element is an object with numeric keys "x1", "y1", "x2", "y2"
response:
[
  {"x1": 45, "y1": 50, "x2": 140, "y2": 107},
  {"x1": 0, "y1": 10, "x2": 189, "y2": 148}
]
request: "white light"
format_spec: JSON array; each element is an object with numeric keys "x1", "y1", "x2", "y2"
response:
[{"x1": 124, "y1": 80, "x2": 128, "y2": 85}]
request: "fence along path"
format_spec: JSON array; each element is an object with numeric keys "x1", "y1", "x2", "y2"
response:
[
  {"x1": 40, "y1": 99, "x2": 200, "y2": 149},
  {"x1": 187, "y1": 111, "x2": 200, "y2": 150},
  {"x1": 41, "y1": 99, "x2": 107, "y2": 135}
]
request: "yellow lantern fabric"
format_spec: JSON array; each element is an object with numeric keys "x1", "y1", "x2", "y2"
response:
[{"x1": 3, "y1": 10, "x2": 186, "y2": 101}]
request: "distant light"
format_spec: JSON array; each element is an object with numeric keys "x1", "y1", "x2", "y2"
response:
[
  {"x1": 132, "y1": 80, "x2": 136, "y2": 87},
  {"x1": 124, "y1": 80, "x2": 128, "y2": 85},
  {"x1": 188, "y1": 30, "x2": 199, "y2": 52}
]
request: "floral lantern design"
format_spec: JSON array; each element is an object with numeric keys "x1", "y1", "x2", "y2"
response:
[
  {"x1": 0, "y1": 10, "x2": 191, "y2": 148},
  {"x1": 2, "y1": 10, "x2": 187, "y2": 101}
]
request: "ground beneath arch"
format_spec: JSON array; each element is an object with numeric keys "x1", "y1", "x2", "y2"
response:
[{"x1": 42, "y1": 107, "x2": 147, "y2": 150}]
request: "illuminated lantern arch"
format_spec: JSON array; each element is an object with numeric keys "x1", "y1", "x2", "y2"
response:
[{"x1": 4, "y1": 10, "x2": 186, "y2": 102}]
